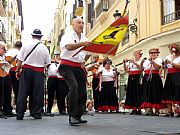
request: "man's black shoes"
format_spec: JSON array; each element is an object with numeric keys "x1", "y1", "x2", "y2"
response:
[
  {"x1": 69, "y1": 117, "x2": 80, "y2": 125},
  {"x1": 69, "y1": 117, "x2": 88, "y2": 125},
  {"x1": 16, "y1": 115, "x2": 24, "y2": 120},
  {"x1": 31, "y1": 114, "x2": 42, "y2": 119},
  {"x1": 77, "y1": 118, "x2": 88, "y2": 123}
]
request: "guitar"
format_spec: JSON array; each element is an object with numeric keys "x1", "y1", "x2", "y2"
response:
[{"x1": 0, "y1": 55, "x2": 17, "y2": 77}]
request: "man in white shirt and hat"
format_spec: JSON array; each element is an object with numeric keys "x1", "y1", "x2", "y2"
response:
[{"x1": 15, "y1": 29, "x2": 51, "y2": 120}]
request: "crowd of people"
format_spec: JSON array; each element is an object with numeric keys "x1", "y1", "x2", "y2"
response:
[{"x1": 0, "y1": 15, "x2": 179, "y2": 126}]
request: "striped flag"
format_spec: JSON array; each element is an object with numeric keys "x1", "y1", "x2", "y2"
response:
[{"x1": 82, "y1": 15, "x2": 128, "y2": 55}]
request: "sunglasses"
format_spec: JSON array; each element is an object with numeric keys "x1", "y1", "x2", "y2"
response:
[{"x1": 149, "y1": 52, "x2": 158, "y2": 54}]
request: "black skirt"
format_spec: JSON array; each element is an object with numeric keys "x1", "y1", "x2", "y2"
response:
[
  {"x1": 162, "y1": 72, "x2": 180, "y2": 104},
  {"x1": 141, "y1": 73, "x2": 164, "y2": 109},
  {"x1": 97, "y1": 81, "x2": 118, "y2": 111},
  {"x1": 124, "y1": 74, "x2": 142, "y2": 110}
]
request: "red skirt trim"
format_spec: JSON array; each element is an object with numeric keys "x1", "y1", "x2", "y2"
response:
[
  {"x1": 124, "y1": 105, "x2": 141, "y2": 110},
  {"x1": 97, "y1": 105, "x2": 118, "y2": 111},
  {"x1": 141, "y1": 102, "x2": 164, "y2": 109}
]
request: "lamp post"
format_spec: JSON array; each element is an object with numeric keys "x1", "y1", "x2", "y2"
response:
[{"x1": 113, "y1": 10, "x2": 121, "y2": 20}]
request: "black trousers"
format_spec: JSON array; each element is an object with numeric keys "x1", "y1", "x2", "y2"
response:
[
  {"x1": 47, "y1": 78, "x2": 59, "y2": 112},
  {"x1": 58, "y1": 64, "x2": 87, "y2": 118},
  {"x1": 47, "y1": 78, "x2": 68, "y2": 113},
  {"x1": 9, "y1": 71, "x2": 19, "y2": 104},
  {"x1": 58, "y1": 80, "x2": 68, "y2": 112},
  {"x1": 0, "y1": 76, "x2": 12, "y2": 114},
  {"x1": 92, "y1": 78, "x2": 100, "y2": 110},
  {"x1": 16, "y1": 68, "x2": 44, "y2": 116}
]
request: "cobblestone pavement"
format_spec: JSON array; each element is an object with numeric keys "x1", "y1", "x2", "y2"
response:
[{"x1": 0, "y1": 113, "x2": 180, "y2": 135}]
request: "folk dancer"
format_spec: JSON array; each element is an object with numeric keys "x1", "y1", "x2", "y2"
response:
[
  {"x1": 86, "y1": 54, "x2": 101, "y2": 112},
  {"x1": 47, "y1": 51, "x2": 68, "y2": 115},
  {"x1": 6, "y1": 41, "x2": 22, "y2": 106},
  {"x1": 96, "y1": 58, "x2": 119, "y2": 112},
  {"x1": 15, "y1": 29, "x2": 51, "y2": 120},
  {"x1": 140, "y1": 48, "x2": 163, "y2": 116},
  {"x1": 58, "y1": 16, "x2": 91, "y2": 125},
  {"x1": 123, "y1": 49, "x2": 143, "y2": 115},
  {"x1": 161, "y1": 44, "x2": 180, "y2": 117},
  {"x1": 0, "y1": 41, "x2": 15, "y2": 117}
]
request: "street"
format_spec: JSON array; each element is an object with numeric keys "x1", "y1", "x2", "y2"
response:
[{"x1": 0, "y1": 113, "x2": 179, "y2": 135}]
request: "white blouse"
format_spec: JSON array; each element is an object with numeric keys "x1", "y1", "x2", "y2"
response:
[
  {"x1": 143, "y1": 58, "x2": 162, "y2": 70},
  {"x1": 97, "y1": 66, "x2": 115, "y2": 82},
  {"x1": 126, "y1": 60, "x2": 141, "y2": 71}
]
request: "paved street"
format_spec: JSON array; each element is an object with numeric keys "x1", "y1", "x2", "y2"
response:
[{"x1": 0, "y1": 113, "x2": 180, "y2": 135}]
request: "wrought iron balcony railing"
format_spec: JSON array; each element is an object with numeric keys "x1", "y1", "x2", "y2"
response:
[
  {"x1": 95, "y1": 0, "x2": 109, "y2": 18},
  {"x1": 163, "y1": 10, "x2": 180, "y2": 25}
]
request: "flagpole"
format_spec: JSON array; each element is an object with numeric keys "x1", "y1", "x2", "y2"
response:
[{"x1": 72, "y1": 46, "x2": 85, "y2": 57}]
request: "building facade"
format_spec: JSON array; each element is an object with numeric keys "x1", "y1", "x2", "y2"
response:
[
  {"x1": 83, "y1": 0, "x2": 180, "y2": 100},
  {"x1": 54, "y1": 0, "x2": 180, "y2": 100},
  {"x1": 53, "y1": 0, "x2": 67, "y2": 54},
  {"x1": 0, "y1": 0, "x2": 23, "y2": 49}
]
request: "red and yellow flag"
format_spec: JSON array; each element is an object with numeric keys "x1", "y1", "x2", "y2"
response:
[{"x1": 82, "y1": 15, "x2": 128, "y2": 55}]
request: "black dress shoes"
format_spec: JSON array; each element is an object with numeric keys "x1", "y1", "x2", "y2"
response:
[
  {"x1": 77, "y1": 118, "x2": 87, "y2": 123},
  {"x1": 69, "y1": 117, "x2": 80, "y2": 125},
  {"x1": 16, "y1": 115, "x2": 24, "y2": 120},
  {"x1": 31, "y1": 114, "x2": 42, "y2": 119}
]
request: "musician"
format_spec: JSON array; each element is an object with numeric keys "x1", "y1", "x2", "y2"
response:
[
  {"x1": 86, "y1": 54, "x2": 100, "y2": 111},
  {"x1": 0, "y1": 41, "x2": 15, "y2": 117},
  {"x1": 123, "y1": 49, "x2": 143, "y2": 115},
  {"x1": 6, "y1": 41, "x2": 22, "y2": 105},
  {"x1": 140, "y1": 48, "x2": 163, "y2": 116},
  {"x1": 96, "y1": 57, "x2": 118, "y2": 112},
  {"x1": 58, "y1": 16, "x2": 91, "y2": 125},
  {"x1": 47, "y1": 51, "x2": 68, "y2": 115},
  {"x1": 15, "y1": 29, "x2": 51, "y2": 120},
  {"x1": 161, "y1": 44, "x2": 180, "y2": 117}
]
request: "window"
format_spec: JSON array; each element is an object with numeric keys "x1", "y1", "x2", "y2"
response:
[{"x1": 162, "y1": 0, "x2": 180, "y2": 24}]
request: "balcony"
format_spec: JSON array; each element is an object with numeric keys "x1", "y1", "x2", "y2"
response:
[
  {"x1": 95, "y1": 0, "x2": 109, "y2": 18},
  {"x1": 163, "y1": 10, "x2": 180, "y2": 25},
  {"x1": 75, "y1": 0, "x2": 83, "y2": 16}
]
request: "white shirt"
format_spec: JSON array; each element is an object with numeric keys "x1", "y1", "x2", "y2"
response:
[
  {"x1": 6, "y1": 48, "x2": 19, "y2": 58},
  {"x1": 143, "y1": 58, "x2": 162, "y2": 70},
  {"x1": 17, "y1": 39, "x2": 51, "y2": 67},
  {"x1": 126, "y1": 60, "x2": 141, "y2": 71},
  {"x1": 60, "y1": 29, "x2": 88, "y2": 63},
  {"x1": 97, "y1": 66, "x2": 115, "y2": 82},
  {"x1": 166, "y1": 55, "x2": 180, "y2": 68},
  {"x1": 48, "y1": 63, "x2": 59, "y2": 77}
]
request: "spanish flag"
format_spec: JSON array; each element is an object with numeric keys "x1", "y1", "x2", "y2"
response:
[{"x1": 82, "y1": 15, "x2": 128, "y2": 55}]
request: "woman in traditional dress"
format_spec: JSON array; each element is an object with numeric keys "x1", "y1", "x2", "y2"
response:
[
  {"x1": 96, "y1": 57, "x2": 119, "y2": 112},
  {"x1": 141, "y1": 48, "x2": 163, "y2": 116},
  {"x1": 161, "y1": 44, "x2": 180, "y2": 117},
  {"x1": 124, "y1": 50, "x2": 143, "y2": 115}
]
